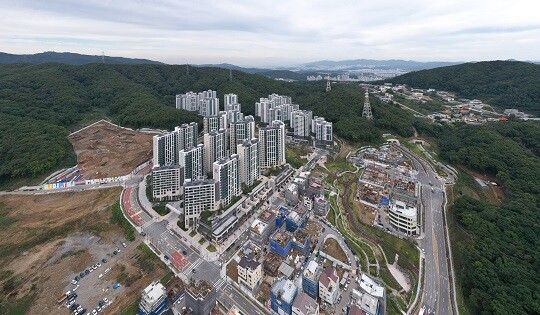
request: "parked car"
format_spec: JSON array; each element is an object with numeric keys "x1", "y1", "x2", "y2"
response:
[
  {"x1": 122, "y1": 242, "x2": 127, "y2": 248},
  {"x1": 102, "y1": 258, "x2": 107, "y2": 263},
  {"x1": 85, "y1": 269, "x2": 90, "y2": 275}
]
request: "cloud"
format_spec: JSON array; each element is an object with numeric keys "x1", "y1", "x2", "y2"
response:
[{"x1": 0, "y1": 0, "x2": 539, "y2": 66}]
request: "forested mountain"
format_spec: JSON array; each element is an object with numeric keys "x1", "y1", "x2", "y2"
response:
[
  {"x1": 438, "y1": 121, "x2": 540, "y2": 315},
  {"x1": 0, "y1": 63, "x2": 415, "y2": 188},
  {"x1": 0, "y1": 51, "x2": 162, "y2": 65},
  {"x1": 387, "y1": 60, "x2": 540, "y2": 115},
  {"x1": 299, "y1": 59, "x2": 461, "y2": 71}
]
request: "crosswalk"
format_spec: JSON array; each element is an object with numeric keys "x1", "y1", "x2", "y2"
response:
[
  {"x1": 184, "y1": 257, "x2": 204, "y2": 272},
  {"x1": 213, "y1": 278, "x2": 226, "y2": 290}
]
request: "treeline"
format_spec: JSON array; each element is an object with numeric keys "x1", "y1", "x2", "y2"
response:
[
  {"x1": 0, "y1": 63, "x2": 421, "y2": 187},
  {"x1": 439, "y1": 122, "x2": 540, "y2": 314},
  {"x1": 388, "y1": 60, "x2": 540, "y2": 115}
]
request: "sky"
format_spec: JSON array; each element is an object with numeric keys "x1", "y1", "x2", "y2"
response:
[{"x1": 1, "y1": 0, "x2": 539, "y2": 67}]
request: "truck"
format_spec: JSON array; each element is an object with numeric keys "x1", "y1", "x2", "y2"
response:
[{"x1": 57, "y1": 293, "x2": 67, "y2": 304}]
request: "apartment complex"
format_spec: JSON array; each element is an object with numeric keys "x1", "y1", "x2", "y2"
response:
[
  {"x1": 290, "y1": 110, "x2": 313, "y2": 138},
  {"x1": 183, "y1": 179, "x2": 219, "y2": 226},
  {"x1": 237, "y1": 139, "x2": 260, "y2": 187},
  {"x1": 213, "y1": 155, "x2": 241, "y2": 206},
  {"x1": 151, "y1": 165, "x2": 183, "y2": 201},
  {"x1": 203, "y1": 129, "x2": 227, "y2": 174},
  {"x1": 312, "y1": 116, "x2": 333, "y2": 145},
  {"x1": 203, "y1": 111, "x2": 228, "y2": 134},
  {"x1": 152, "y1": 123, "x2": 198, "y2": 167},
  {"x1": 259, "y1": 120, "x2": 286, "y2": 169},
  {"x1": 179, "y1": 144, "x2": 204, "y2": 181},
  {"x1": 229, "y1": 115, "x2": 255, "y2": 154}
]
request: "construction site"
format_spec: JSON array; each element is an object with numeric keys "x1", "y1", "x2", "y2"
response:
[{"x1": 68, "y1": 120, "x2": 156, "y2": 179}]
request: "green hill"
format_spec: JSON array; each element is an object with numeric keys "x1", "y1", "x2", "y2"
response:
[
  {"x1": 388, "y1": 60, "x2": 540, "y2": 115},
  {"x1": 0, "y1": 51, "x2": 162, "y2": 65},
  {"x1": 0, "y1": 63, "x2": 418, "y2": 188}
]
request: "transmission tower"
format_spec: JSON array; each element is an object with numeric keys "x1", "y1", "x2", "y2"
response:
[
  {"x1": 186, "y1": 64, "x2": 189, "y2": 75},
  {"x1": 101, "y1": 51, "x2": 105, "y2": 63},
  {"x1": 229, "y1": 68, "x2": 233, "y2": 81},
  {"x1": 326, "y1": 74, "x2": 331, "y2": 92},
  {"x1": 362, "y1": 87, "x2": 373, "y2": 119}
]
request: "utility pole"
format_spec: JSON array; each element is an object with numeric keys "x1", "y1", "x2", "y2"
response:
[
  {"x1": 362, "y1": 87, "x2": 373, "y2": 119},
  {"x1": 229, "y1": 68, "x2": 233, "y2": 81},
  {"x1": 101, "y1": 51, "x2": 105, "y2": 63}
]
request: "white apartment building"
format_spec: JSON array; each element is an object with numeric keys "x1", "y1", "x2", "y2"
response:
[
  {"x1": 227, "y1": 109, "x2": 244, "y2": 124},
  {"x1": 388, "y1": 200, "x2": 418, "y2": 235},
  {"x1": 224, "y1": 93, "x2": 239, "y2": 108},
  {"x1": 203, "y1": 129, "x2": 227, "y2": 174},
  {"x1": 290, "y1": 110, "x2": 313, "y2": 138},
  {"x1": 319, "y1": 266, "x2": 340, "y2": 305},
  {"x1": 203, "y1": 111, "x2": 228, "y2": 134},
  {"x1": 179, "y1": 144, "x2": 204, "y2": 182},
  {"x1": 312, "y1": 116, "x2": 333, "y2": 144},
  {"x1": 151, "y1": 165, "x2": 183, "y2": 201},
  {"x1": 152, "y1": 122, "x2": 198, "y2": 167},
  {"x1": 237, "y1": 256, "x2": 263, "y2": 292},
  {"x1": 199, "y1": 97, "x2": 220, "y2": 117},
  {"x1": 258, "y1": 120, "x2": 286, "y2": 169},
  {"x1": 237, "y1": 139, "x2": 260, "y2": 187},
  {"x1": 229, "y1": 116, "x2": 255, "y2": 154},
  {"x1": 183, "y1": 179, "x2": 218, "y2": 227},
  {"x1": 268, "y1": 93, "x2": 292, "y2": 105},
  {"x1": 176, "y1": 92, "x2": 200, "y2": 112},
  {"x1": 255, "y1": 98, "x2": 274, "y2": 123},
  {"x1": 213, "y1": 155, "x2": 241, "y2": 206}
]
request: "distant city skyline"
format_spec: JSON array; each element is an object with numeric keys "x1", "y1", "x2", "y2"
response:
[{"x1": 1, "y1": 0, "x2": 539, "y2": 67}]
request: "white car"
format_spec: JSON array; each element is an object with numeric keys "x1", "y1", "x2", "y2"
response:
[
  {"x1": 73, "y1": 285, "x2": 80, "y2": 292},
  {"x1": 71, "y1": 279, "x2": 77, "y2": 285},
  {"x1": 98, "y1": 274, "x2": 103, "y2": 279},
  {"x1": 122, "y1": 242, "x2": 127, "y2": 248}
]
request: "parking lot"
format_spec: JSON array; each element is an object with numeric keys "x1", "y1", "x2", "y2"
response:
[{"x1": 58, "y1": 238, "x2": 133, "y2": 315}]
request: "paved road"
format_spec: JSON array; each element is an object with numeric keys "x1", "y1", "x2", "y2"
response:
[
  {"x1": 123, "y1": 174, "x2": 270, "y2": 314},
  {"x1": 395, "y1": 145, "x2": 453, "y2": 315}
]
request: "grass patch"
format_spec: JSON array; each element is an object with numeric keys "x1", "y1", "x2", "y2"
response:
[
  {"x1": 189, "y1": 231, "x2": 197, "y2": 237},
  {"x1": 0, "y1": 204, "x2": 16, "y2": 228},
  {"x1": 379, "y1": 265, "x2": 402, "y2": 290},
  {"x1": 136, "y1": 243, "x2": 166, "y2": 273},
  {"x1": 386, "y1": 295, "x2": 402, "y2": 315},
  {"x1": 114, "y1": 297, "x2": 140, "y2": 315},
  {"x1": 198, "y1": 238, "x2": 206, "y2": 245},
  {"x1": 0, "y1": 293, "x2": 36, "y2": 315},
  {"x1": 110, "y1": 201, "x2": 136, "y2": 241},
  {"x1": 153, "y1": 202, "x2": 170, "y2": 216},
  {"x1": 206, "y1": 244, "x2": 217, "y2": 252},
  {"x1": 60, "y1": 249, "x2": 85, "y2": 259},
  {"x1": 326, "y1": 156, "x2": 354, "y2": 173},
  {"x1": 160, "y1": 271, "x2": 175, "y2": 286},
  {"x1": 286, "y1": 145, "x2": 309, "y2": 169}
]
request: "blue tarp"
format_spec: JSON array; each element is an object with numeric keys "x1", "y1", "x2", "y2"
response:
[{"x1": 380, "y1": 196, "x2": 390, "y2": 205}]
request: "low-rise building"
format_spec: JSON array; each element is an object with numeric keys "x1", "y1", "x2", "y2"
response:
[
  {"x1": 270, "y1": 230, "x2": 293, "y2": 256},
  {"x1": 249, "y1": 210, "x2": 277, "y2": 246},
  {"x1": 388, "y1": 200, "x2": 418, "y2": 235},
  {"x1": 292, "y1": 292, "x2": 319, "y2": 315},
  {"x1": 319, "y1": 266, "x2": 340, "y2": 305},
  {"x1": 237, "y1": 255, "x2": 263, "y2": 293},
  {"x1": 313, "y1": 195, "x2": 330, "y2": 217},
  {"x1": 271, "y1": 278, "x2": 298, "y2": 315},
  {"x1": 358, "y1": 293, "x2": 380, "y2": 315},
  {"x1": 302, "y1": 261, "x2": 322, "y2": 300},
  {"x1": 185, "y1": 279, "x2": 217, "y2": 315},
  {"x1": 138, "y1": 281, "x2": 168, "y2": 315}
]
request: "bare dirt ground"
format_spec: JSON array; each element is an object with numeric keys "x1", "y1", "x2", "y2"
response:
[
  {"x1": 69, "y1": 120, "x2": 155, "y2": 179},
  {"x1": 355, "y1": 201, "x2": 377, "y2": 225},
  {"x1": 462, "y1": 167, "x2": 505, "y2": 203},
  {"x1": 321, "y1": 238, "x2": 348, "y2": 264},
  {"x1": 0, "y1": 188, "x2": 167, "y2": 314},
  {"x1": 226, "y1": 259, "x2": 239, "y2": 283}
]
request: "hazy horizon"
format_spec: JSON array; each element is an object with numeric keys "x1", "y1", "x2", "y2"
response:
[{"x1": 1, "y1": 0, "x2": 539, "y2": 67}]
